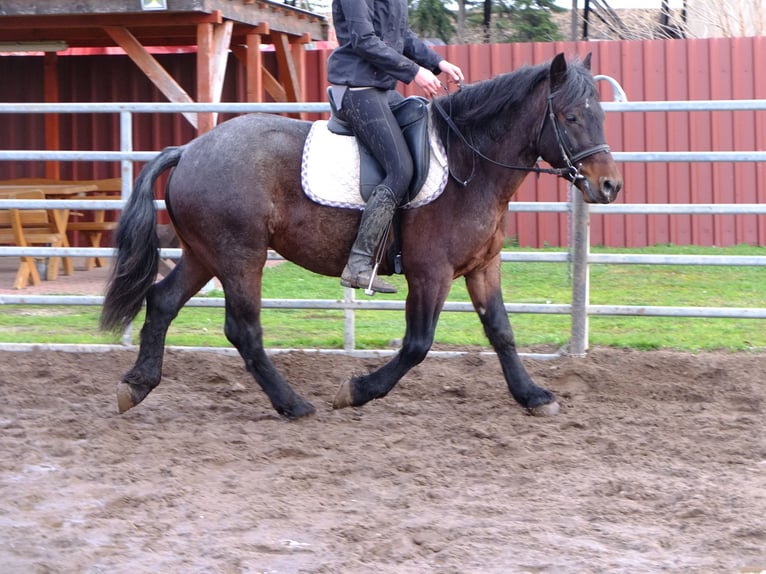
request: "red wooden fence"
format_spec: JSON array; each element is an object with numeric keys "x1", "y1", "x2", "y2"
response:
[{"x1": 2, "y1": 37, "x2": 765, "y2": 247}]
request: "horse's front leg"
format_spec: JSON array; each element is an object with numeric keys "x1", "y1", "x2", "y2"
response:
[
  {"x1": 333, "y1": 274, "x2": 452, "y2": 409},
  {"x1": 465, "y1": 259, "x2": 560, "y2": 416}
]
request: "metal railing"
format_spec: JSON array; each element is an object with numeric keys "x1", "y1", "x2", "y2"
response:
[{"x1": 1, "y1": 96, "x2": 765, "y2": 356}]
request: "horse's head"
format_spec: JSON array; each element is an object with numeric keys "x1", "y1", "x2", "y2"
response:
[{"x1": 537, "y1": 53, "x2": 623, "y2": 204}]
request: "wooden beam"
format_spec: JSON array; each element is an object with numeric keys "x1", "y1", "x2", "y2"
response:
[
  {"x1": 291, "y1": 33, "x2": 308, "y2": 110},
  {"x1": 246, "y1": 31, "x2": 263, "y2": 102},
  {"x1": 196, "y1": 20, "x2": 233, "y2": 133},
  {"x1": 263, "y1": 67, "x2": 287, "y2": 103},
  {"x1": 103, "y1": 26, "x2": 198, "y2": 129},
  {"x1": 272, "y1": 30, "x2": 300, "y2": 105},
  {"x1": 0, "y1": 12, "x2": 223, "y2": 30}
]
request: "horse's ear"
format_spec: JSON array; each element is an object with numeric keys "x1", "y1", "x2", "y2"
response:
[
  {"x1": 583, "y1": 52, "x2": 592, "y2": 70},
  {"x1": 550, "y1": 53, "x2": 568, "y2": 92}
]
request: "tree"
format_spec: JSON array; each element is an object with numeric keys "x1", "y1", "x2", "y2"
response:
[
  {"x1": 462, "y1": 0, "x2": 565, "y2": 43},
  {"x1": 510, "y1": 0, "x2": 565, "y2": 42},
  {"x1": 408, "y1": 0, "x2": 456, "y2": 43}
]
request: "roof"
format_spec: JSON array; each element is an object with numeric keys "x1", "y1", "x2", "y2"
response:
[{"x1": 0, "y1": 0, "x2": 328, "y2": 49}]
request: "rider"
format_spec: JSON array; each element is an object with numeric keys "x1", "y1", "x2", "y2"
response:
[{"x1": 328, "y1": 0, "x2": 464, "y2": 294}]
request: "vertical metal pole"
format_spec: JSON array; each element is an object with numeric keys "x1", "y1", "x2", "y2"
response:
[
  {"x1": 120, "y1": 110, "x2": 134, "y2": 347},
  {"x1": 343, "y1": 286, "x2": 356, "y2": 351},
  {"x1": 569, "y1": 186, "x2": 590, "y2": 357},
  {"x1": 120, "y1": 111, "x2": 133, "y2": 198}
]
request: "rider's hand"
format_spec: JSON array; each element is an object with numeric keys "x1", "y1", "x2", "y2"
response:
[
  {"x1": 438, "y1": 60, "x2": 464, "y2": 85},
  {"x1": 414, "y1": 66, "x2": 442, "y2": 98}
]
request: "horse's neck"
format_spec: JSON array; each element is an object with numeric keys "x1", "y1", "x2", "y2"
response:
[{"x1": 441, "y1": 90, "x2": 546, "y2": 201}]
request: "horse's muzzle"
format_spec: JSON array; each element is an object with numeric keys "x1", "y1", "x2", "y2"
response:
[
  {"x1": 576, "y1": 153, "x2": 623, "y2": 204},
  {"x1": 578, "y1": 175, "x2": 622, "y2": 204}
]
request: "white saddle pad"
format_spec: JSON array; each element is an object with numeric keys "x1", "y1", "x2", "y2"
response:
[{"x1": 301, "y1": 119, "x2": 449, "y2": 210}]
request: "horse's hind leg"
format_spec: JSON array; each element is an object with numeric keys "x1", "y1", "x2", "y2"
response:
[
  {"x1": 223, "y1": 272, "x2": 315, "y2": 420},
  {"x1": 465, "y1": 260, "x2": 559, "y2": 416},
  {"x1": 117, "y1": 256, "x2": 210, "y2": 413}
]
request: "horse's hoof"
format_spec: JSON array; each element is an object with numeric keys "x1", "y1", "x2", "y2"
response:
[
  {"x1": 116, "y1": 382, "x2": 137, "y2": 414},
  {"x1": 529, "y1": 401, "x2": 560, "y2": 417},
  {"x1": 333, "y1": 380, "x2": 354, "y2": 409},
  {"x1": 280, "y1": 400, "x2": 316, "y2": 420}
]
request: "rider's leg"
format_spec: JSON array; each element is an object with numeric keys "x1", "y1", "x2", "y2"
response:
[
  {"x1": 340, "y1": 183, "x2": 398, "y2": 293},
  {"x1": 337, "y1": 87, "x2": 413, "y2": 294}
]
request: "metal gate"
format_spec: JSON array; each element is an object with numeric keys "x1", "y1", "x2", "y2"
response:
[{"x1": 1, "y1": 97, "x2": 765, "y2": 357}]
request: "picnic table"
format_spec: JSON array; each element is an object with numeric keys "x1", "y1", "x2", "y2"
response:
[{"x1": 0, "y1": 181, "x2": 107, "y2": 288}]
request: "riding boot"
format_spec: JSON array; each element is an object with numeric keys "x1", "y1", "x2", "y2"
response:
[{"x1": 341, "y1": 185, "x2": 398, "y2": 294}]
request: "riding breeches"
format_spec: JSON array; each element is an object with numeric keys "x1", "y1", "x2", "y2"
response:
[{"x1": 336, "y1": 87, "x2": 414, "y2": 203}]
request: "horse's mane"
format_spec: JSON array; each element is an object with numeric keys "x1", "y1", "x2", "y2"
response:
[{"x1": 437, "y1": 57, "x2": 595, "y2": 141}]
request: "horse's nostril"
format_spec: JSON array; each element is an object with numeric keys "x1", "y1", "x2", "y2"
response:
[{"x1": 601, "y1": 178, "x2": 622, "y2": 198}]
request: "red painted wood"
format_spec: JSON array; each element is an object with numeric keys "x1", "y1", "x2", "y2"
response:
[{"x1": 2, "y1": 38, "x2": 765, "y2": 247}]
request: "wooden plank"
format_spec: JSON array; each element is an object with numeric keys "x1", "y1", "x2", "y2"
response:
[
  {"x1": 644, "y1": 40, "x2": 669, "y2": 246},
  {"x1": 291, "y1": 33, "x2": 309, "y2": 106},
  {"x1": 231, "y1": 24, "x2": 270, "y2": 103},
  {"x1": 731, "y1": 37, "x2": 757, "y2": 246},
  {"x1": 754, "y1": 36, "x2": 766, "y2": 245},
  {"x1": 0, "y1": 12, "x2": 223, "y2": 30},
  {"x1": 263, "y1": 67, "x2": 287, "y2": 103},
  {"x1": 0, "y1": 1, "x2": 325, "y2": 40},
  {"x1": 592, "y1": 40, "x2": 625, "y2": 247},
  {"x1": 0, "y1": 0, "x2": 208, "y2": 16},
  {"x1": 273, "y1": 31, "x2": 300, "y2": 104},
  {"x1": 709, "y1": 38, "x2": 735, "y2": 247},
  {"x1": 246, "y1": 31, "x2": 263, "y2": 102},
  {"x1": 196, "y1": 19, "x2": 233, "y2": 131},
  {"x1": 688, "y1": 39, "x2": 714, "y2": 246},
  {"x1": 104, "y1": 26, "x2": 198, "y2": 129},
  {"x1": 665, "y1": 39, "x2": 692, "y2": 246},
  {"x1": 197, "y1": 22, "x2": 215, "y2": 134},
  {"x1": 621, "y1": 41, "x2": 648, "y2": 248}
]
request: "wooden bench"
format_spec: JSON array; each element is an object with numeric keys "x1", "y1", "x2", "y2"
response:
[
  {"x1": 1, "y1": 177, "x2": 122, "y2": 271},
  {"x1": 0, "y1": 189, "x2": 65, "y2": 289},
  {"x1": 65, "y1": 179, "x2": 122, "y2": 270}
]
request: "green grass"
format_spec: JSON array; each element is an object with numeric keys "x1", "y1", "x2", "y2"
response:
[{"x1": 0, "y1": 245, "x2": 763, "y2": 351}]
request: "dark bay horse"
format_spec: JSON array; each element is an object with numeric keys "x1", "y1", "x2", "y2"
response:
[{"x1": 101, "y1": 53, "x2": 622, "y2": 419}]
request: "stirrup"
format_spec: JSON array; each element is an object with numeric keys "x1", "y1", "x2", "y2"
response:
[{"x1": 340, "y1": 263, "x2": 397, "y2": 295}]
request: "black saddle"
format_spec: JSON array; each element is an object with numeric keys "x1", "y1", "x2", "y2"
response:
[{"x1": 327, "y1": 88, "x2": 431, "y2": 204}]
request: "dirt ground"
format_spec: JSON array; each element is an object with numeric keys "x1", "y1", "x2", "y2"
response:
[{"x1": 0, "y1": 346, "x2": 764, "y2": 573}]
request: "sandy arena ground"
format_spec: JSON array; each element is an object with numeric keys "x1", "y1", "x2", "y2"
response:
[{"x1": 1, "y1": 346, "x2": 764, "y2": 573}]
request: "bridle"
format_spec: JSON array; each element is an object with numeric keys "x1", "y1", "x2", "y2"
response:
[
  {"x1": 431, "y1": 81, "x2": 611, "y2": 187},
  {"x1": 538, "y1": 89, "x2": 611, "y2": 182}
]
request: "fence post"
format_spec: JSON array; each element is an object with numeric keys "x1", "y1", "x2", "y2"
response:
[
  {"x1": 120, "y1": 111, "x2": 133, "y2": 197},
  {"x1": 343, "y1": 286, "x2": 355, "y2": 351},
  {"x1": 569, "y1": 188, "x2": 590, "y2": 357}
]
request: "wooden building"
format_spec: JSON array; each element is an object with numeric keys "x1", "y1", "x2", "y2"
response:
[{"x1": 0, "y1": 0, "x2": 328, "y2": 140}]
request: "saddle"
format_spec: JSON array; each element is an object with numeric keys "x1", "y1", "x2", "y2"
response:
[{"x1": 326, "y1": 88, "x2": 431, "y2": 204}]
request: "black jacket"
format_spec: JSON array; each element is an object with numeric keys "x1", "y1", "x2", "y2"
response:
[{"x1": 327, "y1": 0, "x2": 443, "y2": 90}]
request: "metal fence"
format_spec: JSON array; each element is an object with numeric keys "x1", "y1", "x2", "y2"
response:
[{"x1": 1, "y1": 96, "x2": 765, "y2": 357}]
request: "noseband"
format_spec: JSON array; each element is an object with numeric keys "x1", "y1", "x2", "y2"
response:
[{"x1": 431, "y1": 82, "x2": 610, "y2": 187}]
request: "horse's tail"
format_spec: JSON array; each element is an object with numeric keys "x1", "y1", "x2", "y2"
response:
[{"x1": 100, "y1": 145, "x2": 184, "y2": 333}]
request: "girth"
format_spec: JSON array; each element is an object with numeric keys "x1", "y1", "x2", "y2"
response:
[{"x1": 327, "y1": 89, "x2": 431, "y2": 204}]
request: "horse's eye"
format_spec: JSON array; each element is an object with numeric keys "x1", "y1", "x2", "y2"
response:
[{"x1": 565, "y1": 114, "x2": 578, "y2": 123}]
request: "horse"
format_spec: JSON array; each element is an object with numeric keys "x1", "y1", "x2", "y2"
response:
[{"x1": 100, "y1": 52, "x2": 622, "y2": 420}]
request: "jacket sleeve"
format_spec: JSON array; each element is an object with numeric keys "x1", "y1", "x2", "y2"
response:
[
  {"x1": 403, "y1": 29, "x2": 443, "y2": 75},
  {"x1": 338, "y1": 0, "x2": 423, "y2": 84}
]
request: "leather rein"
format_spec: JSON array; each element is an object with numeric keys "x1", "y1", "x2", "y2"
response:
[{"x1": 431, "y1": 82, "x2": 611, "y2": 188}]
